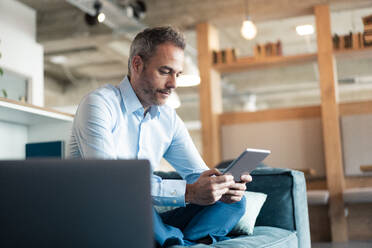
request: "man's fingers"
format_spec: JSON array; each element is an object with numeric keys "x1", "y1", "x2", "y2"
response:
[
  {"x1": 211, "y1": 174, "x2": 234, "y2": 184},
  {"x1": 240, "y1": 173, "x2": 252, "y2": 183},
  {"x1": 220, "y1": 195, "x2": 243, "y2": 204},
  {"x1": 213, "y1": 181, "x2": 235, "y2": 190},
  {"x1": 225, "y1": 189, "x2": 245, "y2": 197},
  {"x1": 228, "y1": 196, "x2": 242, "y2": 202},
  {"x1": 228, "y1": 182, "x2": 247, "y2": 191}
]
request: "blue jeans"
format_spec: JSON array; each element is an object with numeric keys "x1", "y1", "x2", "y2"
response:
[{"x1": 153, "y1": 196, "x2": 246, "y2": 247}]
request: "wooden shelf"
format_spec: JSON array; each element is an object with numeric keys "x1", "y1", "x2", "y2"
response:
[
  {"x1": 0, "y1": 97, "x2": 74, "y2": 126},
  {"x1": 213, "y1": 53, "x2": 318, "y2": 74},
  {"x1": 334, "y1": 46, "x2": 372, "y2": 60},
  {"x1": 212, "y1": 46, "x2": 372, "y2": 74}
]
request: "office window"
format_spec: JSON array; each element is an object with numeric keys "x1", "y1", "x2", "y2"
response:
[{"x1": 0, "y1": 68, "x2": 30, "y2": 102}]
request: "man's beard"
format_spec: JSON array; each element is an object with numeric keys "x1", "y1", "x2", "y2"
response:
[{"x1": 138, "y1": 73, "x2": 171, "y2": 106}]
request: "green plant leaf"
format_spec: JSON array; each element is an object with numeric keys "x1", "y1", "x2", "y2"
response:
[
  {"x1": 1, "y1": 89, "x2": 7, "y2": 98},
  {"x1": 0, "y1": 67, "x2": 3, "y2": 76}
]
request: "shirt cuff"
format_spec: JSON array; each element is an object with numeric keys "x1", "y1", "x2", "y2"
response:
[{"x1": 152, "y1": 179, "x2": 186, "y2": 207}]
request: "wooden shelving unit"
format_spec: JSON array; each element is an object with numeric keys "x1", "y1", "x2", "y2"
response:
[
  {"x1": 197, "y1": 4, "x2": 372, "y2": 243},
  {"x1": 213, "y1": 53, "x2": 318, "y2": 73}
]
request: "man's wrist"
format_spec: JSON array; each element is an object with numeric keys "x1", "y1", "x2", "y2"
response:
[{"x1": 185, "y1": 183, "x2": 194, "y2": 204}]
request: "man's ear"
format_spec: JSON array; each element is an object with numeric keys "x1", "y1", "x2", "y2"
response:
[{"x1": 131, "y1": 55, "x2": 144, "y2": 74}]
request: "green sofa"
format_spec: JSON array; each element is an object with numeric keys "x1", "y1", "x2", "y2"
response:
[{"x1": 154, "y1": 167, "x2": 311, "y2": 248}]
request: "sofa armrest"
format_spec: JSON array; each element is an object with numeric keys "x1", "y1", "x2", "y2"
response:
[{"x1": 248, "y1": 167, "x2": 311, "y2": 248}]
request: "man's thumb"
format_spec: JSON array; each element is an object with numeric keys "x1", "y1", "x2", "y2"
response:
[{"x1": 201, "y1": 168, "x2": 222, "y2": 177}]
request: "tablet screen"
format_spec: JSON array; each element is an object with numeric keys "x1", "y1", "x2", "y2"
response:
[{"x1": 223, "y1": 148, "x2": 271, "y2": 181}]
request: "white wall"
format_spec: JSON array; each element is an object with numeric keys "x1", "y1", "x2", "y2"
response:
[
  {"x1": 221, "y1": 118, "x2": 326, "y2": 176},
  {"x1": 341, "y1": 114, "x2": 372, "y2": 176},
  {"x1": 0, "y1": 122, "x2": 28, "y2": 159},
  {"x1": 28, "y1": 122, "x2": 73, "y2": 157},
  {"x1": 0, "y1": 0, "x2": 44, "y2": 106}
]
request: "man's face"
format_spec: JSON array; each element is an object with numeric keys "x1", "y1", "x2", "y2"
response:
[{"x1": 131, "y1": 43, "x2": 184, "y2": 109}]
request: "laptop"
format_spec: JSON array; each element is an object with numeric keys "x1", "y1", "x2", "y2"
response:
[{"x1": 0, "y1": 159, "x2": 153, "y2": 248}]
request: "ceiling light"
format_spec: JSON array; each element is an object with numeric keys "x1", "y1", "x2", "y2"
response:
[
  {"x1": 296, "y1": 25, "x2": 314, "y2": 36},
  {"x1": 241, "y1": 18, "x2": 257, "y2": 40},
  {"x1": 49, "y1": 56, "x2": 68, "y2": 65},
  {"x1": 84, "y1": 1, "x2": 105, "y2": 26},
  {"x1": 97, "y1": 12, "x2": 105, "y2": 23},
  {"x1": 166, "y1": 91, "x2": 181, "y2": 109},
  {"x1": 130, "y1": 1, "x2": 146, "y2": 20},
  {"x1": 241, "y1": 0, "x2": 257, "y2": 40}
]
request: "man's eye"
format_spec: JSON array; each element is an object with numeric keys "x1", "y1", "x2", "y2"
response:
[{"x1": 159, "y1": 69, "x2": 170, "y2": 75}]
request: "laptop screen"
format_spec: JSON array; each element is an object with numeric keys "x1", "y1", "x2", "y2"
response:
[{"x1": 0, "y1": 159, "x2": 153, "y2": 248}]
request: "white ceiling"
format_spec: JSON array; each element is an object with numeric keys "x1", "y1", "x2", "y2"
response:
[{"x1": 17, "y1": 0, "x2": 372, "y2": 118}]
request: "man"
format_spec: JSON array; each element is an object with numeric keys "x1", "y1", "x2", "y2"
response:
[{"x1": 70, "y1": 26, "x2": 252, "y2": 247}]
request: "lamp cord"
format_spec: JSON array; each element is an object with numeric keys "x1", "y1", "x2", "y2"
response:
[{"x1": 244, "y1": 0, "x2": 249, "y2": 19}]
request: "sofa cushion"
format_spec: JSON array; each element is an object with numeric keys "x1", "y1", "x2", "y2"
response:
[
  {"x1": 230, "y1": 191, "x2": 267, "y2": 235},
  {"x1": 156, "y1": 191, "x2": 267, "y2": 237},
  {"x1": 171, "y1": 227, "x2": 298, "y2": 248},
  {"x1": 248, "y1": 168, "x2": 296, "y2": 231}
]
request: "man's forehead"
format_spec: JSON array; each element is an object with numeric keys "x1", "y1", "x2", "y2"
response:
[
  {"x1": 153, "y1": 43, "x2": 184, "y2": 56},
  {"x1": 151, "y1": 43, "x2": 184, "y2": 70}
]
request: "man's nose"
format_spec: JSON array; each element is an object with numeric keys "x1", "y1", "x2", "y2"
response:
[{"x1": 166, "y1": 74, "x2": 177, "y2": 89}]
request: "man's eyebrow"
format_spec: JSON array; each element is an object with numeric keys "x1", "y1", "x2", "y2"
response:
[
  {"x1": 159, "y1": 66, "x2": 183, "y2": 74},
  {"x1": 159, "y1": 66, "x2": 173, "y2": 71}
]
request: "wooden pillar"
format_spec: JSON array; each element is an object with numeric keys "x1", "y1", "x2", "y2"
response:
[
  {"x1": 314, "y1": 5, "x2": 348, "y2": 242},
  {"x1": 196, "y1": 23, "x2": 222, "y2": 167}
]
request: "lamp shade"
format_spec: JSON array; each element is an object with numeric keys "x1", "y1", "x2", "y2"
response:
[
  {"x1": 166, "y1": 91, "x2": 181, "y2": 109},
  {"x1": 177, "y1": 56, "x2": 200, "y2": 87}
]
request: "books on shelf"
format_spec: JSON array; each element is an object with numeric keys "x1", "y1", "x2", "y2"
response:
[
  {"x1": 212, "y1": 48, "x2": 236, "y2": 64},
  {"x1": 362, "y1": 14, "x2": 372, "y2": 26},
  {"x1": 254, "y1": 40, "x2": 282, "y2": 58},
  {"x1": 332, "y1": 32, "x2": 370, "y2": 50},
  {"x1": 365, "y1": 24, "x2": 372, "y2": 33},
  {"x1": 363, "y1": 14, "x2": 372, "y2": 46}
]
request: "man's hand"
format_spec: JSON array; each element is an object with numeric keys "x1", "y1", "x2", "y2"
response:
[
  {"x1": 220, "y1": 173, "x2": 253, "y2": 204},
  {"x1": 185, "y1": 169, "x2": 235, "y2": 206}
]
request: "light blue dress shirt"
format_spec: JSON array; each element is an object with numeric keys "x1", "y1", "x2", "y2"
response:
[{"x1": 69, "y1": 76, "x2": 209, "y2": 206}]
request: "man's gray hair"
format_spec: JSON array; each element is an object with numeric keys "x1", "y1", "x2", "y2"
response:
[{"x1": 128, "y1": 26, "x2": 186, "y2": 75}]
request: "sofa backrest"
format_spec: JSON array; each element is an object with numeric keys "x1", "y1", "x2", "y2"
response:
[
  {"x1": 249, "y1": 167, "x2": 311, "y2": 248},
  {"x1": 249, "y1": 169, "x2": 296, "y2": 230}
]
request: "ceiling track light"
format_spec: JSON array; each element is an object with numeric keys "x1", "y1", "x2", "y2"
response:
[
  {"x1": 123, "y1": 1, "x2": 147, "y2": 20},
  {"x1": 85, "y1": 0, "x2": 105, "y2": 26},
  {"x1": 241, "y1": 0, "x2": 257, "y2": 40},
  {"x1": 296, "y1": 24, "x2": 314, "y2": 36}
]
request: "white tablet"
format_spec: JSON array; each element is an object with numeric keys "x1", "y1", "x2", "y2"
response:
[{"x1": 223, "y1": 148, "x2": 271, "y2": 181}]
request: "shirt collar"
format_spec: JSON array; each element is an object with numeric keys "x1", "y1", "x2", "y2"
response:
[{"x1": 118, "y1": 76, "x2": 160, "y2": 119}]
